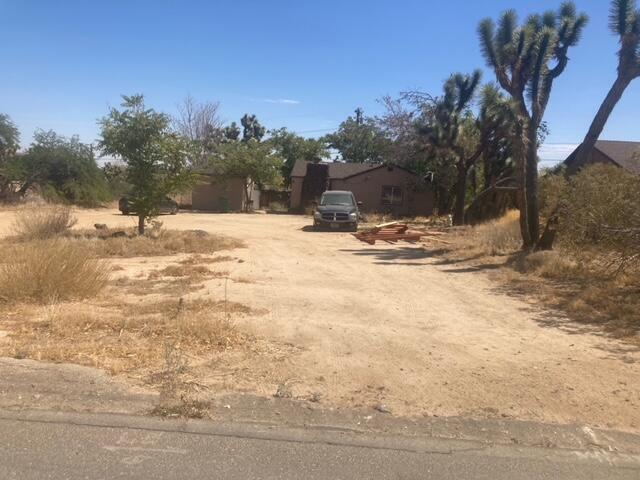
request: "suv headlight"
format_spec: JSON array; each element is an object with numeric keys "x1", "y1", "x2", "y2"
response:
[
  {"x1": 313, "y1": 210, "x2": 322, "y2": 219},
  {"x1": 349, "y1": 212, "x2": 357, "y2": 220}
]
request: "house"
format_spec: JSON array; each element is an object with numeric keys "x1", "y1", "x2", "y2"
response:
[
  {"x1": 563, "y1": 140, "x2": 640, "y2": 176},
  {"x1": 177, "y1": 174, "x2": 260, "y2": 212},
  {"x1": 290, "y1": 160, "x2": 434, "y2": 216}
]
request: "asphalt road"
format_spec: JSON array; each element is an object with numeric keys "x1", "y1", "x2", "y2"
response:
[{"x1": 1, "y1": 411, "x2": 639, "y2": 480}]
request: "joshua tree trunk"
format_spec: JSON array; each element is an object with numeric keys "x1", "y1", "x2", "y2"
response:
[
  {"x1": 573, "y1": 74, "x2": 633, "y2": 166},
  {"x1": 452, "y1": 160, "x2": 467, "y2": 226},
  {"x1": 137, "y1": 215, "x2": 145, "y2": 235},
  {"x1": 512, "y1": 122, "x2": 532, "y2": 249},
  {"x1": 525, "y1": 124, "x2": 540, "y2": 248}
]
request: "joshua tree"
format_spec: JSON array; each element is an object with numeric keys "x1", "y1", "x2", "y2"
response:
[
  {"x1": 574, "y1": 0, "x2": 640, "y2": 165},
  {"x1": 476, "y1": 84, "x2": 516, "y2": 191},
  {"x1": 478, "y1": 2, "x2": 588, "y2": 248},
  {"x1": 420, "y1": 71, "x2": 482, "y2": 225}
]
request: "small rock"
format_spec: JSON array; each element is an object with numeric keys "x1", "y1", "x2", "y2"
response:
[
  {"x1": 374, "y1": 403, "x2": 391, "y2": 414},
  {"x1": 94, "y1": 223, "x2": 108, "y2": 230},
  {"x1": 274, "y1": 383, "x2": 292, "y2": 399},
  {"x1": 309, "y1": 392, "x2": 322, "y2": 403}
]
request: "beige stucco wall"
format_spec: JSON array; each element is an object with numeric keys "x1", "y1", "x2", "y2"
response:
[
  {"x1": 192, "y1": 177, "x2": 245, "y2": 212},
  {"x1": 330, "y1": 167, "x2": 433, "y2": 216}
]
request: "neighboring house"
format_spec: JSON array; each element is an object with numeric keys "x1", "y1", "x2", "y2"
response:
[
  {"x1": 180, "y1": 174, "x2": 260, "y2": 212},
  {"x1": 290, "y1": 160, "x2": 433, "y2": 216},
  {"x1": 563, "y1": 140, "x2": 640, "y2": 176}
]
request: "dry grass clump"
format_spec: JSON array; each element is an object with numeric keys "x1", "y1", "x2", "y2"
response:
[
  {"x1": 148, "y1": 264, "x2": 215, "y2": 280},
  {"x1": 471, "y1": 210, "x2": 521, "y2": 255},
  {"x1": 71, "y1": 229, "x2": 243, "y2": 258},
  {"x1": 1, "y1": 297, "x2": 253, "y2": 374},
  {"x1": 12, "y1": 205, "x2": 77, "y2": 241},
  {"x1": 0, "y1": 240, "x2": 108, "y2": 303},
  {"x1": 178, "y1": 254, "x2": 236, "y2": 265},
  {"x1": 512, "y1": 250, "x2": 583, "y2": 280}
]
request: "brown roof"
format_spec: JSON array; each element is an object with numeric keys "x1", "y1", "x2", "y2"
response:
[
  {"x1": 291, "y1": 160, "x2": 382, "y2": 179},
  {"x1": 593, "y1": 140, "x2": 640, "y2": 175},
  {"x1": 565, "y1": 140, "x2": 640, "y2": 175}
]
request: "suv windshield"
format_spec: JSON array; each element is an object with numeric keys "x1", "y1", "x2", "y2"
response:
[{"x1": 320, "y1": 192, "x2": 354, "y2": 206}]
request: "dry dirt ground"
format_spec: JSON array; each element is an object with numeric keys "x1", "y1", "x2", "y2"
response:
[{"x1": 1, "y1": 208, "x2": 639, "y2": 432}]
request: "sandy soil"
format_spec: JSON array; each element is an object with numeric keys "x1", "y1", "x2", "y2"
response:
[{"x1": 1, "y1": 208, "x2": 639, "y2": 431}]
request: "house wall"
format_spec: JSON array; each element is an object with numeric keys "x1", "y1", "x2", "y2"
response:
[
  {"x1": 566, "y1": 149, "x2": 617, "y2": 175},
  {"x1": 172, "y1": 191, "x2": 192, "y2": 208},
  {"x1": 330, "y1": 166, "x2": 433, "y2": 216},
  {"x1": 191, "y1": 177, "x2": 245, "y2": 212},
  {"x1": 290, "y1": 177, "x2": 304, "y2": 211}
]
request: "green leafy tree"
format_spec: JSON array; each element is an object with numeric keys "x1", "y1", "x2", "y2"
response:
[
  {"x1": 479, "y1": 2, "x2": 588, "y2": 248},
  {"x1": 0, "y1": 114, "x2": 21, "y2": 200},
  {"x1": 574, "y1": 0, "x2": 640, "y2": 166},
  {"x1": 0, "y1": 113, "x2": 19, "y2": 160},
  {"x1": 16, "y1": 130, "x2": 110, "y2": 206},
  {"x1": 214, "y1": 140, "x2": 282, "y2": 211},
  {"x1": 269, "y1": 128, "x2": 328, "y2": 186},
  {"x1": 324, "y1": 109, "x2": 390, "y2": 163},
  {"x1": 102, "y1": 161, "x2": 130, "y2": 198},
  {"x1": 99, "y1": 94, "x2": 195, "y2": 234}
]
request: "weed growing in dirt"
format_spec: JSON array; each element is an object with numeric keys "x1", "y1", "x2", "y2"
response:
[
  {"x1": 12, "y1": 205, "x2": 77, "y2": 241},
  {"x1": 0, "y1": 240, "x2": 108, "y2": 303}
]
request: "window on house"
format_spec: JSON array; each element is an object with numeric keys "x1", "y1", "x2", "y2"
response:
[{"x1": 381, "y1": 186, "x2": 403, "y2": 205}]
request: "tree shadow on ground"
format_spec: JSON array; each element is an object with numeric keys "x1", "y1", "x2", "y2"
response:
[
  {"x1": 441, "y1": 264, "x2": 503, "y2": 273},
  {"x1": 487, "y1": 278, "x2": 640, "y2": 363},
  {"x1": 339, "y1": 247, "x2": 447, "y2": 265},
  {"x1": 300, "y1": 225, "x2": 354, "y2": 233}
]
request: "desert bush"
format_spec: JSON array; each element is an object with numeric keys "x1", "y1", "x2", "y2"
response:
[
  {"x1": 472, "y1": 210, "x2": 521, "y2": 255},
  {"x1": 0, "y1": 240, "x2": 108, "y2": 303},
  {"x1": 538, "y1": 172, "x2": 569, "y2": 220},
  {"x1": 12, "y1": 205, "x2": 77, "y2": 240},
  {"x1": 557, "y1": 164, "x2": 640, "y2": 271},
  {"x1": 266, "y1": 201, "x2": 288, "y2": 213}
]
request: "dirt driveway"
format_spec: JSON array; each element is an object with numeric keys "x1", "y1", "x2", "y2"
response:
[{"x1": 2, "y1": 209, "x2": 639, "y2": 431}]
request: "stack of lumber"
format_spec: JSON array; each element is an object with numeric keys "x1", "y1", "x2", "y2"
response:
[{"x1": 352, "y1": 222, "x2": 424, "y2": 245}]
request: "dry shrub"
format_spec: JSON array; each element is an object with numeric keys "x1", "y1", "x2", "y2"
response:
[
  {"x1": 471, "y1": 210, "x2": 521, "y2": 255},
  {"x1": 71, "y1": 229, "x2": 243, "y2": 258},
  {"x1": 12, "y1": 205, "x2": 77, "y2": 240},
  {"x1": 543, "y1": 165, "x2": 640, "y2": 272},
  {"x1": 513, "y1": 250, "x2": 583, "y2": 280},
  {"x1": 0, "y1": 240, "x2": 108, "y2": 303}
]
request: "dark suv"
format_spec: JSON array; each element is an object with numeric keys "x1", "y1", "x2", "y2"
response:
[
  {"x1": 313, "y1": 191, "x2": 361, "y2": 231},
  {"x1": 119, "y1": 196, "x2": 179, "y2": 215}
]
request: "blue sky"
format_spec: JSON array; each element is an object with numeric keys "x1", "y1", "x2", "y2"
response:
[{"x1": 1, "y1": 0, "x2": 638, "y2": 164}]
